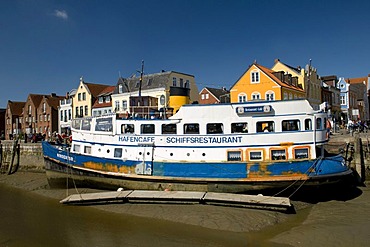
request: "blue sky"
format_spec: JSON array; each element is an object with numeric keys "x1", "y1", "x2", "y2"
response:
[{"x1": 1, "y1": 0, "x2": 370, "y2": 108}]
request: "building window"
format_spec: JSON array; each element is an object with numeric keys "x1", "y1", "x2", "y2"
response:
[
  {"x1": 283, "y1": 92, "x2": 288, "y2": 100},
  {"x1": 172, "y1": 77, "x2": 177, "y2": 87},
  {"x1": 238, "y1": 93, "x2": 247, "y2": 102},
  {"x1": 118, "y1": 84, "x2": 123, "y2": 93},
  {"x1": 289, "y1": 93, "x2": 293, "y2": 99},
  {"x1": 122, "y1": 100, "x2": 127, "y2": 111},
  {"x1": 98, "y1": 97, "x2": 104, "y2": 103},
  {"x1": 147, "y1": 78, "x2": 153, "y2": 86},
  {"x1": 75, "y1": 107, "x2": 79, "y2": 117},
  {"x1": 60, "y1": 111, "x2": 63, "y2": 121},
  {"x1": 251, "y1": 92, "x2": 260, "y2": 100},
  {"x1": 106, "y1": 97, "x2": 110, "y2": 103},
  {"x1": 201, "y1": 94, "x2": 205, "y2": 100},
  {"x1": 180, "y1": 78, "x2": 184, "y2": 87},
  {"x1": 251, "y1": 71, "x2": 260, "y2": 83},
  {"x1": 78, "y1": 93, "x2": 81, "y2": 101},
  {"x1": 340, "y1": 95, "x2": 346, "y2": 105},
  {"x1": 80, "y1": 106, "x2": 83, "y2": 116},
  {"x1": 115, "y1": 101, "x2": 120, "y2": 112},
  {"x1": 85, "y1": 106, "x2": 88, "y2": 116},
  {"x1": 68, "y1": 109, "x2": 72, "y2": 120},
  {"x1": 266, "y1": 91, "x2": 274, "y2": 101},
  {"x1": 185, "y1": 80, "x2": 190, "y2": 88},
  {"x1": 206, "y1": 93, "x2": 209, "y2": 99},
  {"x1": 42, "y1": 103, "x2": 46, "y2": 113},
  {"x1": 82, "y1": 92, "x2": 86, "y2": 101}
]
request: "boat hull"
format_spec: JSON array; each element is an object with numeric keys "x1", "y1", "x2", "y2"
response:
[{"x1": 43, "y1": 143, "x2": 354, "y2": 194}]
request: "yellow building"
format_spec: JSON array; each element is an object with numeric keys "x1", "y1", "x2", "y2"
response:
[
  {"x1": 230, "y1": 62, "x2": 305, "y2": 103},
  {"x1": 73, "y1": 77, "x2": 112, "y2": 118},
  {"x1": 271, "y1": 59, "x2": 322, "y2": 110}
]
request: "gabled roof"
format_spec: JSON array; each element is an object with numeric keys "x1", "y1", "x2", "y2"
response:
[
  {"x1": 202, "y1": 87, "x2": 229, "y2": 100},
  {"x1": 231, "y1": 62, "x2": 304, "y2": 92},
  {"x1": 272, "y1": 59, "x2": 301, "y2": 74},
  {"x1": 44, "y1": 95, "x2": 64, "y2": 110},
  {"x1": 84, "y1": 82, "x2": 112, "y2": 97},
  {"x1": 254, "y1": 63, "x2": 305, "y2": 92},
  {"x1": 28, "y1": 94, "x2": 45, "y2": 108},
  {"x1": 7, "y1": 100, "x2": 25, "y2": 116},
  {"x1": 97, "y1": 86, "x2": 116, "y2": 96},
  {"x1": 345, "y1": 77, "x2": 367, "y2": 85}
]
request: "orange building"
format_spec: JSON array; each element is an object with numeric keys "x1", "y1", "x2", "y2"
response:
[{"x1": 230, "y1": 62, "x2": 305, "y2": 103}]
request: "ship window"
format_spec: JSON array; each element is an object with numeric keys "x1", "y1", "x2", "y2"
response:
[
  {"x1": 72, "y1": 119, "x2": 82, "y2": 129},
  {"x1": 282, "y1": 120, "x2": 300, "y2": 131},
  {"x1": 122, "y1": 124, "x2": 134, "y2": 134},
  {"x1": 207, "y1": 123, "x2": 223, "y2": 134},
  {"x1": 184, "y1": 123, "x2": 199, "y2": 134},
  {"x1": 295, "y1": 148, "x2": 309, "y2": 159},
  {"x1": 305, "y1": 119, "x2": 312, "y2": 130},
  {"x1": 231, "y1": 123, "x2": 248, "y2": 133},
  {"x1": 271, "y1": 149, "x2": 286, "y2": 160},
  {"x1": 114, "y1": 148, "x2": 122, "y2": 158},
  {"x1": 162, "y1": 124, "x2": 177, "y2": 134},
  {"x1": 141, "y1": 124, "x2": 155, "y2": 134},
  {"x1": 95, "y1": 117, "x2": 113, "y2": 132},
  {"x1": 73, "y1": 144, "x2": 80, "y2": 153},
  {"x1": 81, "y1": 119, "x2": 91, "y2": 131},
  {"x1": 316, "y1": 118, "x2": 322, "y2": 130},
  {"x1": 249, "y1": 151, "x2": 262, "y2": 161},
  {"x1": 84, "y1": 146, "x2": 91, "y2": 154},
  {"x1": 257, "y1": 121, "x2": 274, "y2": 132},
  {"x1": 227, "y1": 151, "x2": 242, "y2": 161}
]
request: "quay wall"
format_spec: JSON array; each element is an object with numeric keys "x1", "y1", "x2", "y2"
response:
[{"x1": 1, "y1": 141, "x2": 44, "y2": 172}]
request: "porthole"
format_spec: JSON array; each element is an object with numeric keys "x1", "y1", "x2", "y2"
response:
[
  {"x1": 147, "y1": 152, "x2": 150, "y2": 155},
  {"x1": 170, "y1": 153, "x2": 173, "y2": 156},
  {"x1": 202, "y1": 153, "x2": 206, "y2": 156},
  {"x1": 107, "y1": 149, "x2": 110, "y2": 153},
  {"x1": 139, "y1": 152, "x2": 142, "y2": 155},
  {"x1": 187, "y1": 153, "x2": 190, "y2": 156}
]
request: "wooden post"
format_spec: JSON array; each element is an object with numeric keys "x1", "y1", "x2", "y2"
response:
[
  {"x1": 0, "y1": 143, "x2": 2, "y2": 169},
  {"x1": 353, "y1": 137, "x2": 365, "y2": 184}
]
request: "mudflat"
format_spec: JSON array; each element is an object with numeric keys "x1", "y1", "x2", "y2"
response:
[{"x1": 1, "y1": 170, "x2": 370, "y2": 246}]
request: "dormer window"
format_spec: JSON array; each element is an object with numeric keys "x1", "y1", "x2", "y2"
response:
[
  {"x1": 251, "y1": 71, "x2": 260, "y2": 83},
  {"x1": 98, "y1": 96, "x2": 104, "y2": 103},
  {"x1": 147, "y1": 78, "x2": 153, "y2": 86},
  {"x1": 118, "y1": 84, "x2": 123, "y2": 93}
]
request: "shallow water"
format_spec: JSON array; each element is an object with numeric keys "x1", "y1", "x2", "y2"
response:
[{"x1": 0, "y1": 184, "x2": 291, "y2": 247}]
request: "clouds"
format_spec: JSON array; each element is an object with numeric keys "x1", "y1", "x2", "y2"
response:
[{"x1": 53, "y1": 9, "x2": 68, "y2": 20}]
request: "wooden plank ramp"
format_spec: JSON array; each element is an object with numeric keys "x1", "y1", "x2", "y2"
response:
[{"x1": 60, "y1": 190, "x2": 293, "y2": 212}]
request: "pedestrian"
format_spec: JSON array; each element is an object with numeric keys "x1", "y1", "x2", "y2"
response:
[{"x1": 326, "y1": 118, "x2": 332, "y2": 139}]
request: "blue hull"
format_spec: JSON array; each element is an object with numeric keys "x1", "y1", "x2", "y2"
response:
[{"x1": 42, "y1": 141, "x2": 354, "y2": 193}]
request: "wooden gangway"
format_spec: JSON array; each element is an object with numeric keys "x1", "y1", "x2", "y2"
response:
[{"x1": 60, "y1": 190, "x2": 293, "y2": 212}]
